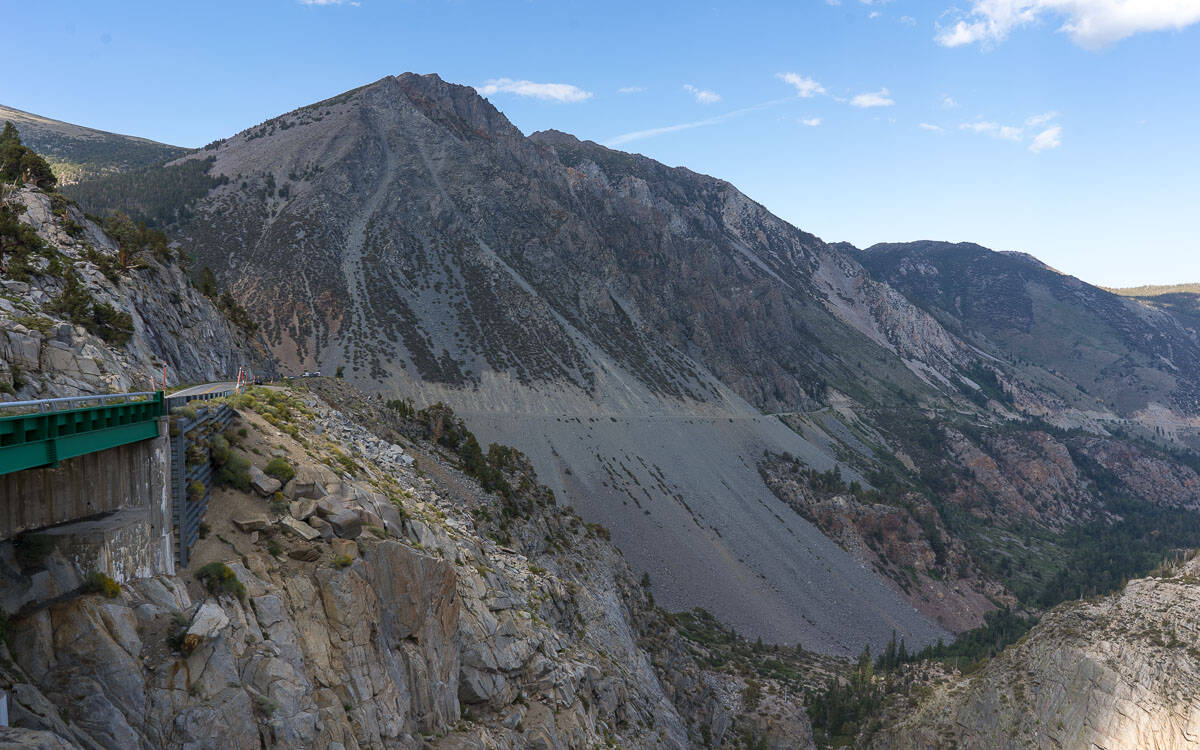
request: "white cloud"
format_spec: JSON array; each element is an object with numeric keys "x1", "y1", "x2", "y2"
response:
[
  {"x1": 899, "y1": 14, "x2": 918, "y2": 24},
  {"x1": 776, "y1": 72, "x2": 827, "y2": 98},
  {"x1": 1029, "y1": 124, "x2": 1063, "y2": 151},
  {"x1": 919, "y1": 122, "x2": 945, "y2": 131},
  {"x1": 960, "y1": 120, "x2": 1024, "y2": 140},
  {"x1": 684, "y1": 84, "x2": 721, "y2": 104},
  {"x1": 618, "y1": 86, "x2": 646, "y2": 94},
  {"x1": 870, "y1": 11, "x2": 882, "y2": 18},
  {"x1": 941, "y1": 93, "x2": 960, "y2": 109},
  {"x1": 935, "y1": 0, "x2": 1200, "y2": 49},
  {"x1": 800, "y1": 117, "x2": 823, "y2": 126},
  {"x1": 850, "y1": 88, "x2": 895, "y2": 107},
  {"x1": 957, "y1": 112, "x2": 1064, "y2": 151},
  {"x1": 475, "y1": 78, "x2": 593, "y2": 103}
]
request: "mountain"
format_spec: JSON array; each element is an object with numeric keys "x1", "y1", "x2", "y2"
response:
[
  {"x1": 1111, "y1": 283, "x2": 1200, "y2": 338},
  {"x1": 71, "y1": 73, "x2": 997, "y2": 653},
  {"x1": 0, "y1": 175, "x2": 826, "y2": 750},
  {"x1": 0, "y1": 104, "x2": 186, "y2": 184},
  {"x1": 860, "y1": 241, "x2": 1200, "y2": 446},
  {"x1": 13, "y1": 72, "x2": 1200, "y2": 749},
  {"x1": 63, "y1": 74, "x2": 1200, "y2": 661}
]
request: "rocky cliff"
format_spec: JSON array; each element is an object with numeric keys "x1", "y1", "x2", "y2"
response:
[
  {"x1": 0, "y1": 383, "x2": 818, "y2": 750},
  {"x1": 0, "y1": 184, "x2": 263, "y2": 398},
  {"x1": 870, "y1": 553, "x2": 1200, "y2": 750}
]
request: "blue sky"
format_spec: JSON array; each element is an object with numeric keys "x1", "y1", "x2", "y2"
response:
[{"x1": 4, "y1": 0, "x2": 1199, "y2": 287}]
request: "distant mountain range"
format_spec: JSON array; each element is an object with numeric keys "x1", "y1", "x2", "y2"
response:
[
  {"x1": 0, "y1": 103, "x2": 186, "y2": 184},
  {"x1": 29, "y1": 74, "x2": 1200, "y2": 657}
]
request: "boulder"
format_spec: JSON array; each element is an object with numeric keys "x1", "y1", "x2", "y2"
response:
[
  {"x1": 289, "y1": 499, "x2": 318, "y2": 521},
  {"x1": 288, "y1": 545, "x2": 321, "y2": 562},
  {"x1": 280, "y1": 516, "x2": 321, "y2": 541},
  {"x1": 232, "y1": 512, "x2": 271, "y2": 532},
  {"x1": 183, "y1": 600, "x2": 229, "y2": 653},
  {"x1": 326, "y1": 510, "x2": 362, "y2": 540},
  {"x1": 308, "y1": 516, "x2": 334, "y2": 542},
  {"x1": 284, "y1": 466, "x2": 328, "y2": 499},
  {"x1": 315, "y1": 498, "x2": 346, "y2": 518},
  {"x1": 331, "y1": 538, "x2": 358, "y2": 561},
  {"x1": 249, "y1": 466, "x2": 282, "y2": 497}
]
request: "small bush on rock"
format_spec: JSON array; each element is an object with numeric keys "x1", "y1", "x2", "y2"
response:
[
  {"x1": 196, "y1": 562, "x2": 246, "y2": 600},
  {"x1": 215, "y1": 454, "x2": 251, "y2": 491},
  {"x1": 82, "y1": 571, "x2": 121, "y2": 598},
  {"x1": 264, "y1": 457, "x2": 295, "y2": 483}
]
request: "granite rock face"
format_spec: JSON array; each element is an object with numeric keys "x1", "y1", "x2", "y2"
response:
[
  {"x1": 0, "y1": 389, "x2": 813, "y2": 750},
  {"x1": 873, "y1": 555, "x2": 1200, "y2": 750},
  {"x1": 0, "y1": 186, "x2": 264, "y2": 400}
]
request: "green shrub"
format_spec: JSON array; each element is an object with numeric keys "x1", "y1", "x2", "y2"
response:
[
  {"x1": 209, "y1": 434, "x2": 230, "y2": 465},
  {"x1": 253, "y1": 694, "x2": 278, "y2": 717},
  {"x1": 82, "y1": 571, "x2": 121, "y2": 598},
  {"x1": 215, "y1": 454, "x2": 251, "y2": 491},
  {"x1": 187, "y1": 480, "x2": 206, "y2": 502},
  {"x1": 0, "y1": 122, "x2": 57, "y2": 190},
  {"x1": 264, "y1": 457, "x2": 295, "y2": 483},
  {"x1": 46, "y1": 273, "x2": 132, "y2": 346},
  {"x1": 332, "y1": 554, "x2": 353, "y2": 569},
  {"x1": 196, "y1": 562, "x2": 246, "y2": 600}
]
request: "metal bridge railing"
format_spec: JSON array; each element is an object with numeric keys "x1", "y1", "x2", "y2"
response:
[
  {"x1": 0, "y1": 391, "x2": 161, "y2": 416},
  {"x1": 0, "y1": 392, "x2": 166, "y2": 476}
]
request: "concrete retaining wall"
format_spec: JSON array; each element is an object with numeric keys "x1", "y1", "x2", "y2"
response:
[{"x1": 0, "y1": 417, "x2": 173, "y2": 579}]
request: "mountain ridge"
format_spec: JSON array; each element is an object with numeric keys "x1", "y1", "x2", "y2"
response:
[{"x1": 54, "y1": 73, "x2": 1200, "y2": 659}]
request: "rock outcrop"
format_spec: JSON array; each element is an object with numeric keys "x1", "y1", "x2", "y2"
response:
[
  {"x1": 0, "y1": 185, "x2": 262, "y2": 399},
  {"x1": 0, "y1": 385, "x2": 816, "y2": 749},
  {"x1": 872, "y1": 554, "x2": 1200, "y2": 750}
]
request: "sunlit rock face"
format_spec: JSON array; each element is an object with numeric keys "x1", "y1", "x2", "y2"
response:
[{"x1": 873, "y1": 555, "x2": 1200, "y2": 750}]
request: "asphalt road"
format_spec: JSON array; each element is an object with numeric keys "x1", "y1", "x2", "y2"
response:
[{"x1": 170, "y1": 382, "x2": 238, "y2": 398}]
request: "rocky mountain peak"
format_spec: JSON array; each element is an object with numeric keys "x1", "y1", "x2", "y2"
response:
[{"x1": 390, "y1": 71, "x2": 525, "y2": 142}]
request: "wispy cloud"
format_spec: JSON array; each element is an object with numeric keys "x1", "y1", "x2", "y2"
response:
[
  {"x1": 618, "y1": 86, "x2": 646, "y2": 94},
  {"x1": 919, "y1": 122, "x2": 945, "y2": 132},
  {"x1": 935, "y1": 0, "x2": 1200, "y2": 49},
  {"x1": 940, "y1": 93, "x2": 959, "y2": 109},
  {"x1": 1029, "y1": 125, "x2": 1063, "y2": 152},
  {"x1": 475, "y1": 78, "x2": 593, "y2": 103},
  {"x1": 958, "y1": 112, "x2": 1064, "y2": 151},
  {"x1": 605, "y1": 97, "x2": 793, "y2": 147},
  {"x1": 1026, "y1": 111, "x2": 1059, "y2": 126},
  {"x1": 851, "y1": 88, "x2": 895, "y2": 107},
  {"x1": 684, "y1": 84, "x2": 721, "y2": 104},
  {"x1": 960, "y1": 121, "x2": 1023, "y2": 140},
  {"x1": 800, "y1": 117, "x2": 823, "y2": 126},
  {"x1": 776, "y1": 72, "x2": 826, "y2": 98}
]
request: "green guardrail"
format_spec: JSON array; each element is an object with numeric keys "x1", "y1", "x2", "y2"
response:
[{"x1": 0, "y1": 392, "x2": 165, "y2": 476}]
